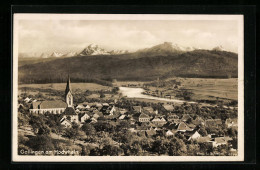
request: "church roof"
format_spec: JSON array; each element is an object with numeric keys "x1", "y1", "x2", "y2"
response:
[
  {"x1": 31, "y1": 101, "x2": 41, "y2": 109},
  {"x1": 38, "y1": 100, "x2": 67, "y2": 109}
]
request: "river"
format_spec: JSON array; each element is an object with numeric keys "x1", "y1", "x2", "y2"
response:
[{"x1": 119, "y1": 87, "x2": 196, "y2": 103}]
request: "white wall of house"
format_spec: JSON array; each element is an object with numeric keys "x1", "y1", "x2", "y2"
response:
[{"x1": 29, "y1": 108, "x2": 66, "y2": 114}]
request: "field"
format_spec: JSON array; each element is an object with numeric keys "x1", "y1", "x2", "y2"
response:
[
  {"x1": 18, "y1": 83, "x2": 112, "y2": 94},
  {"x1": 18, "y1": 78, "x2": 237, "y2": 103},
  {"x1": 178, "y1": 78, "x2": 237, "y2": 101}
]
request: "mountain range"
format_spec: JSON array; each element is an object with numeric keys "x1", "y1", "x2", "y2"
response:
[
  {"x1": 19, "y1": 42, "x2": 226, "y2": 59},
  {"x1": 18, "y1": 42, "x2": 237, "y2": 84}
]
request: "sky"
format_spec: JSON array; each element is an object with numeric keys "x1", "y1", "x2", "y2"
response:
[{"x1": 18, "y1": 19, "x2": 238, "y2": 54}]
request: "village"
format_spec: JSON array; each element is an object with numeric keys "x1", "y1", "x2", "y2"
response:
[{"x1": 17, "y1": 76, "x2": 238, "y2": 156}]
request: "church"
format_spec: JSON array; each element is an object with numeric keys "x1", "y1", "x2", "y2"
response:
[{"x1": 29, "y1": 75, "x2": 75, "y2": 115}]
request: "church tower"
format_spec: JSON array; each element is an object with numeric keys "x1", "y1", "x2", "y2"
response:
[{"x1": 65, "y1": 75, "x2": 73, "y2": 108}]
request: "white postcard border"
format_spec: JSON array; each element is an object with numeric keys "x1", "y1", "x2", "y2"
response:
[{"x1": 12, "y1": 14, "x2": 244, "y2": 162}]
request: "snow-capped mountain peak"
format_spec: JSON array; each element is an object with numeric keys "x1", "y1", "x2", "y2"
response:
[
  {"x1": 79, "y1": 44, "x2": 128, "y2": 56},
  {"x1": 80, "y1": 44, "x2": 110, "y2": 56},
  {"x1": 50, "y1": 52, "x2": 64, "y2": 58},
  {"x1": 212, "y1": 45, "x2": 225, "y2": 51}
]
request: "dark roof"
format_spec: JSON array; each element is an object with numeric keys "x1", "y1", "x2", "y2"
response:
[
  {"x1": 139, "y1": 113, "x2": 150, "y2": 119},
  {"x1": 177, "y1": 122, "x2": 192, "y2": 131},
  {"x1": 184, "y1": 130, "x2": 199, "y2": 137},
  {"x1": 163, "y1": 122, "x2": 178, "y2": 130},
  {"x1": 163, "y1": 104, "x2": 174, "y2": 111},
  {"x1": 197, "y1": 136, "x2": 211, "y2": 143},
  {"x1": 39, "y1": 100, "x2": 67, "y2": 109},
  {"x1": 205, "y1": 119, "x2": 222, "y2": 126},
  {"x1": 64, "y1": 107, "x2": 76, "y2": 115},
  {"x1": 192, "y1": 117, "x2": 205, "y2": 125},
  {"x1": 214, "y1": 137, "x2": 232, "y2": 144},
  {"x1": 181, "y1": 114, "x2": 192, "y2": 121},
  {"x1": 133, "y1": 106, "x2": 142, "y2": 112},
  {"x1": 60, "y1": 118, "x2": 72, "y2": 124},
  {"x1": 143, "y1": 107, "x2": 154, "y2": 113}
]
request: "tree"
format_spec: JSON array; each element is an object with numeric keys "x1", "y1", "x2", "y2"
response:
[
  {"x1": 152, "y1": 137, "x2": 169, "y2": 155},
  {"x1": 81, "y1": 145, "x2": 91, "y2": 156},
  {"x1": 81, "y1": 123, "x2": 96, "y2": 136},
  {"x1": 227, "y1": 128, "x2": 237, "y2": 138},
  {"x1": 100, "y1": 91, "x2": 105, "y2": 98},
  {"x1": 112, "y1": 87, "x2": 119, "y2": 94},
  {"x1": 168, "y1": 138, "x2": 187, "y2": 156},
  {"x1": 130, "y1": 140, "x2": 143, "y2": 156},
  {"x1": 187, "y1": 143, "x2": 200, "y2": 156},
  {"x1": 198, "y1": 126, "x2": 208, "y2": 136},
  {"x1": 199, "y1": 142, "x2": 213, "y2": 155},
  {"x1": 101, "y1": 145, "x2": 123, "y2": 156},
  {"x1": 64, "y1": 123, "x2": 83, "y2": 143},
  {"x1": 89, "y1": 147, "x2": 101, "y2": 156},
  {"x1": 27, "y1": 135, "x2": 54, "y2": 152}
]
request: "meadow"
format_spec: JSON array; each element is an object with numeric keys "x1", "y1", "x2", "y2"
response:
[
  {"x1": 178, "y1": 78, "x2": 237, "y2": 101},
  {"x1": 18, "y1": 78, "x2": 237, "y2": 104}
]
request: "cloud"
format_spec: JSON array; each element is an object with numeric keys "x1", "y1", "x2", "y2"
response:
[{"x1": 18, "y1": 20, "x2": 238, "y2": 54}]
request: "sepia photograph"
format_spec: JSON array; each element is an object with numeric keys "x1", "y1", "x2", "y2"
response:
[{"x1": 12, "y1": 14, "x2": 244, "y2": 162}]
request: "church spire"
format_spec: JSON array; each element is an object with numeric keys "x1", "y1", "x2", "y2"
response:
[
  {"x1": 65, "y1": 74, "x2": 71, "y2": 95},
  {"x1": 65, "y1": 74, "x2": 73, "y2": 108}
]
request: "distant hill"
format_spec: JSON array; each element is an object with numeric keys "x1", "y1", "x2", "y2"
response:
[{"x1": 18, "y1": 46, "x2": 238, "y2": 84}]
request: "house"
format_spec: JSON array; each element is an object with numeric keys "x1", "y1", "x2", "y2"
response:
[
  {"x1": 133, "y1": 106, "x2": 142, "y2": 113},
  {"x1": 79, "y1": 113, "x2": 90, "y2": 123},
  {"x1": 60, "y1": 119, "x2": 72, "y2": 128},
  {"x1": 145, "y1": 129, "x2": 156, "y2": 137},
  {"x1": 205, "y1": 119, "x2": 222, "y2": 128},
  {"x1": 181, "y1": 114, "x2": 192, "y2": 122},
  {"x1": 63, "y1": 107, "x2": 78, "y2": 124},
  {"x1": 212, "y1": 137, "x2": 232, "y2": 148},
  {"x1": 177, "y1": 122, "x2": 193, "y2": 132},
  {"x1": 184, "y1": 130, "x2": 201, "y2": 141},
  {"x1": 165, "y1": 130, "x2": 174, "y2": 136},
  {"x1": 143, "y1": 107, "x2": 154, "y2": 114},
  {"x1": 118, "y1": 114, "x2": 127, "y2": 120},
  {"x1": 196, "y1": 136, "x2": 212, "y2": 144},
  {"x1": 30, "y1": 100, "x2": 67, "y2": 114},
  {"x1": 139, "y1": 113, "x2": 150, "y2": 122},
  {"x1": 163, "y1": 104, "x2": 174, "y2": 112},
  {"x1": 18, "y1": 103, "x2": 24, "y2": 110},
  {"x1": 119, "y1": 108, "x2": 127, "y2": 114},
  {"x1": 101, "y1": 105, "x2": 117, "y2": 116},
  {"x1": 151, "y1": 116, "x2": 167, "y2": 125},
  {"x1": 229, "y1": 148, "x2": 238, "y2": 156},
  {"x1": 102, "y1": 103, "x2": 109, "y2": 107},
  {"x1": 167, "y1": 114, "x2": 179, "y2": 122},
  {"x1": 24, "y1": 97, "x2": 31, "y2": 103},
  {"x1": 76, "y1": 104, "x2": 85, "y2": 110},
  {"x1": 225, "y1": 118, "x2": 238, "y2": 128},
  {"x1": 93, "y1": 112, "x2": 101, "y2": 119},
  {"x1": 89, "y1": 117, "x2": 98, "y2": 124},
  {"x1": 95, "y1": 103, "x2": 103, "y2": 110},
  {"x1": 162, "y1": 122, "x2": 178, "y2": 130},
  {"x1": 192, "y1": 116, "x2": 205, "y2": 126}
]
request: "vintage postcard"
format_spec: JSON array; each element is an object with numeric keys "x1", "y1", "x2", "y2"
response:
[{"x1": 12, "y1": 14, "x2": 244, "y2": 162}]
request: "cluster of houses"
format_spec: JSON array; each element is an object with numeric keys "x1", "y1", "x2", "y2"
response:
[{"x1": 22, "y1": 76, "x2": 238, "y2": 155}]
